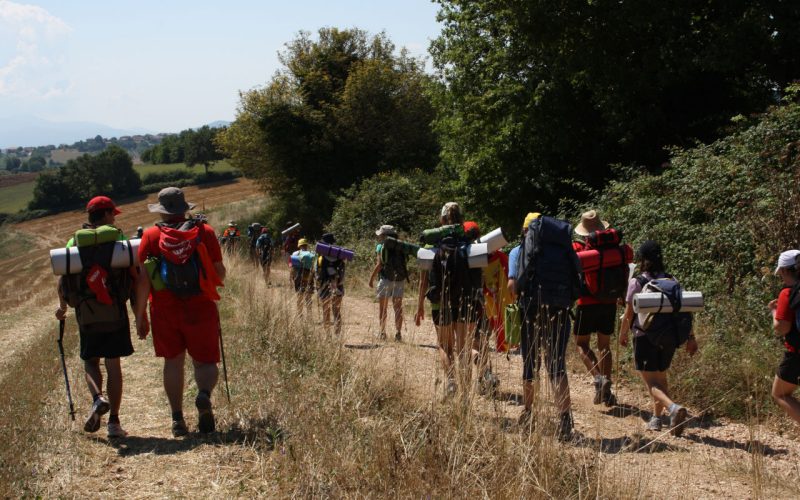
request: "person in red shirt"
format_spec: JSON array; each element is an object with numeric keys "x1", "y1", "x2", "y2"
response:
[
  {"x1": 133, "y1": 187, "x2": 226, "y2": 437},
  {"x1": 572, "y1": 210, "x2": 619, "y2": 407},
  {"x1": 769, "y1": 249, "x2": 800, "y2": 424}
]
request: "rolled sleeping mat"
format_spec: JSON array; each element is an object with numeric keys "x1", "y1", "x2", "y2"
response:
[
  {"x1": 315, "y1": 242, "x2": 355, "y2": 261},
  {"x1": 281, "y1": 223, "x2": 301, "y2": 236},
  {"x1": 383, "y1": 236, "x2": 420, "y2": 256},
  {"x1": 577, "y1": 245, "x2": 634, "y2": 273},
  {"x1": 50, "y1": 239, "x2": 141, "y2": 275},
  {"x1": 467, "y1": 242, "x2": 489, "y2": 268},
  {"x1": 633, "y1": 291, "x2": 704, "y2": 314},
  {"x1": 477, "y1": 227, "x2": 508, "y2": 253},
  {"x1": 417, "y1": 247, "x2": 436, "y2": 271},
  {"x1": 419, "y1": 224, "x2": 464, "y2": 245}
]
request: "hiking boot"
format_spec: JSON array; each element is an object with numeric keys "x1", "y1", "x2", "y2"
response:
[
  {"x1": 669, "y1": 405, "x2": 688, "y2": 437},
  {"x1": 107, "y1": 422, "x2": 128, "y2": 439},
  {"x1": 600, "y1": 378, "x2": 616, "y2": 407},
  {"x1": 395, "y1": 331, "x2": 402, "y2": 342},
  {"x1": 592, "y1": 377, "x2": 604, "y2": 405},
  {"x1": 646, "y1": 416, "x2": 662, "y2": 432},
  {"x1": 557, "y1": 412, "x2": 574, "y2": 442},
  {"x1": 84, "y1": 396, "x2": 110, "y2": 433},
  {"x1": 479, "y1": 370, "x2": 500, "y2": 397},
  {"x1": 172, "y1": 419, "x2": 189, "y2": 438},
  {"x1": 195, "y1": 392, "x2": 215, "y2": 434}
]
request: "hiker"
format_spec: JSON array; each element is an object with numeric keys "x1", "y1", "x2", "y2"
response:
[
  {"x1": 572, "y1": 210, "x2": 625, "y2": 407},
  {"x1": 369, "y1": 225, "x2": 407, "y2": 341},
  {"x1": 290, "y1": 238, "x2": 315, "y2": 315},
  {"x1": 247, "y1": 222, "x2": 262, "y2": 263},
  {"x1": 221, "y1": 221, "x2": 240, "y2": 253},
  {"x1": 136, "y1": 226, "x2": 143, "y2": 239},
  {"x1": 769, "y1": 249, "x2": 800, "y2": 425},
  {"x1": 54, "y1": 195, "x2": 135, "y2": 438},
  {"x1": 134, "y1": 187, "x2": 226, "y2": 437},
  {"x1": 428, "y1": 202, "x2": 484, "y2": 397},
  {"x1": 415, "y1": 242, "x2": 442, "y2": 353},
  {"x1": 619, "y1": 240, "x2": 698, "y2": 435},
  {"x1": 317, "y1": 233, "x2": 346, "y2": 335},
  {"x1": 256, "y1": 227, "x2": 273, "y2": 284},
  {"x1": 508, "y1": 212, "x2": 578, "y2": 440},
  {"x1": 467, "y1": 221, "x2": 501, "y2": 396}
]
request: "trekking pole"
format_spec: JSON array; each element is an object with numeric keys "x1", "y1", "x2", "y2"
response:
[
  {"x1": 57, "y1": 319, "x2": 76, "y2": 421},
  {"x1": 218, "y1": 321, "x2": 231, "y2": 403}
]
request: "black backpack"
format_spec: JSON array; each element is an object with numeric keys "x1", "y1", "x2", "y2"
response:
[
  {"x1": 60, "y1": 228, "x2": 132, "y2": 334},
  {"x1": 430, "y1": 236, "x2": 483, "y2": 308},
  {"x1": 380, "y1": 244, "x2": 409, "y2": 282},
  {"x1": 635, "y1": 275, "x2": 693, "y2": 349},
  {"x1": 515, "y1": 216, "x2": 581, "y2": 309}
]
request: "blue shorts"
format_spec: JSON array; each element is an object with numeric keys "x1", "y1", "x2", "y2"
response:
[{"x1": 377, "y1": 278, "x2": 404, "y2": 298}]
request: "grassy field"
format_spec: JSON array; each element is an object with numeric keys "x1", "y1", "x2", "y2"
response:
[
  {"x1": 0, "y1": 180, "x2": 36, "y2": 213},
  {"x1": 134, "y1": 160, "x2": 236, "y2": 176}
]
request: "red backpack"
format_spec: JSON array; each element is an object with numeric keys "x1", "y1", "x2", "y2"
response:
[{"x1": 577, "y1": 228, "x2": 632, "y2": 301}]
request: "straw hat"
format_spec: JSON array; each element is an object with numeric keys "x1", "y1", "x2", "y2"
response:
[
  {"x1": 574, "y1": 210, "x2": 609, "y2": 236},
  {"x1": 297, "y1": 238, "x2": 309, "y2": 247}
]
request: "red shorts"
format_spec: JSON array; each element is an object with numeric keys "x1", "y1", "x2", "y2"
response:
[{"x1": 149, "y1": 293, "x2": 221, "y2": 363}]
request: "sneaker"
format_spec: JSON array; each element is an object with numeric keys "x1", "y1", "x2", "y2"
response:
[
  {"x1": 669, "y1": 405, "x2": 688, "y2": 437},
  {"x1": 195, "y1": 392, "x2": 215, "y2": 434},
  {"x1": 557, "y1": 412, "x2": 574, "y2": 442},
  {"x1": 600, "y1": 378, "x2": 616, "y2": 407},
  {"x1": 395, "y1": 331, "x2": 402, "y2": 342},
  {"x1": 84, "y1": 396, "x2": 110, "y2": 433},
  {"x1": 379, "y1": 331, "x2": 387, "y2": 341},
  {"x1": 445, "y1": 379, "x2": 457, "y2": 399},
  {"x1": 107, "y1": 422, "x2": 128, "y2": 438},
  {"x1": 172, "y1": 419, "x2": 189, "y2": 438},
  {"x1": 646, "y1": 416, "x2": 662, "y2": 432},
  {"x1": 479, "y1": 370, "x2": 500, "y2": 397},
  {"x1": 592, "y1": 377, "x2": 604, "y2": 405}
]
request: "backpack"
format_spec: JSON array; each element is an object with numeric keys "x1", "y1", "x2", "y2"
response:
[
  {"x1": 515, "y1": 216, "x2": 581, "y2": 309},
  {"x1": 430, "y1": 236, "x2": 483, "y2": 308},
  {"x1": 635, "y1": 275, "x2": 693, "y2": 349},
  {"x1": 582, "y1": 228, "x2": 631, "y2": 301},
  {"x1": 380, "y1": 244, "x2": 409, "y2": 282},
  {"x1": 156, "y1": 219, "x2": 206, "y2": 298},
  {"x1": 60, "y1": 225, "x2": 131, "y2": 334},
  {"x1": 317, "y1": 255, "x2": 344, "y2": 284}
]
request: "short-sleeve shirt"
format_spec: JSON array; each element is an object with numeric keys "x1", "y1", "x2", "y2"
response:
[
  {"x1": 625, "y1": 272, "x2": 667, "y2": 337},
  {"x1": 775, "y1": 288, "x2": 795, "y2": 323},
  {"x1": 507, "y1": 245, "x2": 521, "y2": 279},
  {"x1": 138, "y1": 222, "x2": 222, "y2": 305}
]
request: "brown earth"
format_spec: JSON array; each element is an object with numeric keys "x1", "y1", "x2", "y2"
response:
[
  {"x1": 0, "y1": 171, "x2": 37, "y2": 188},
  {"x1": 3, "y1": 186, "x2": 800, "y2": 498}
]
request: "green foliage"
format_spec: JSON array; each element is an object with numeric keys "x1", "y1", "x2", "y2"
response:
[
  {"x1": 598, "y1": 96, "x2": 800, "y2": 417},
  {"x1": 28, "y1": 145, "x2": 141, "y2": 211},
  {"x1": 218, "y1": 28, "x2": 439, "y2": 235},
  {"x1": 431, "y1": 0, "x2": 800, "y2": 230},
  {"x1": 142, "y1": 127, "x2": 226, "y2": 170}
]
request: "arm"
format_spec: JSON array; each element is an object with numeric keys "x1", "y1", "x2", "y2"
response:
[
  {"x1": 55, "y1": 277, "x2": 68, "y2": 320},
  {"x1": 619, "y1": 301, "x2": 634, "y2": 347},
  {"x1": 414, "y1": 271, "x2": 428, "y2": 326},
  {"x1": 133, "y1": 264, "x2": 151, "y2": 339},
  {"x1": 507, "y1": 278, "x2": 517, "y2": 302},
  {"x1": 368, "y1": 255, "x2": 381, "y2": 288},
  {"x1": 214, "y1": 261, "x2": 226, "y2": 282}
]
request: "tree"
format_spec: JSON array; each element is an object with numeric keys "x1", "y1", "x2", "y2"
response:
[
  {"x1": 184, "y1": 126, "x2": 223, "y2": 175},
  {"x1": 218, "y1": 28, "x2": 439, "y2": 234},
  {"x1": 431, "y1": 0, "x2": 800, "y2": 230}
]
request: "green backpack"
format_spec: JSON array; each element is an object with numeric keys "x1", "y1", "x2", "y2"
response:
[{"x1": 60, "y1": 225, "x2": 132, "y2": 334}]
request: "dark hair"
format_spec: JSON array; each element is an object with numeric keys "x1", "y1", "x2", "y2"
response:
[
  {"x1": 88, "y1": 208, "x2": 114, "y2": 225},
  {"x1": 636, "y1": 240, "x2": 665, "y2": 274}
]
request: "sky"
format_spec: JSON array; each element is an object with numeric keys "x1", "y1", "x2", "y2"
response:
[{"x1": 0, "y1": 0, "x2": 443, "y2": 133}]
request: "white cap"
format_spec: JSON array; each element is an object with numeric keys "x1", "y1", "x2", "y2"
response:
[{"x1": 775, "y1": 249, "x2": 800, "y2": 275}]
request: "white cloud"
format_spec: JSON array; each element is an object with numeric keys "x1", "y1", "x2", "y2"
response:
[{"x1": 0, "y1": 0, "x2": 71, "y2": 98}]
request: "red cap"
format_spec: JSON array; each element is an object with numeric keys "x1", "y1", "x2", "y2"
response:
[
  {"x1": 86, "y1": 196, "x2": 121, "y2": 215},
  {"x1": 463, "y1": 221, "x2": 480, "y2": 236}
]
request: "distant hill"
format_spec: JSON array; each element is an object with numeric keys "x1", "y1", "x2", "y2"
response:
[
  {"x1": 207, "y1": 120, "x2": 231, "y2": 128},
  {"x1": 0, "y1": 116, "x2": 153, "y2": 149}
]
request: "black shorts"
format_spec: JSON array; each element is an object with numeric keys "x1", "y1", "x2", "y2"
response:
[
  {"x1": 633, "y1": 334, "x2": 676, "y2": 372},
  {"x1": 79, "y1": 322, "x2": 134, "y2": 361},
  {"x1": 318, "y1": 281, "x2": 344, "y2": 299},
  {"x1": 292, "y1": 269, "x2": 313, "y2": 293},
  {"x1": 440, "y1": 299, "x2": 482, "y2": 326},
  {"x1": 519, "y1": 299, "x2": 570, "y2": 381},
  {"x1": 777, "y1": 352, "x2": 800, "y2": 385},
  {"x1": 431, "y1": 307, "x2": 441, "y2": 326},
  {"x1": 574, "y1": 303, "x2": 617, "y2": 336}
]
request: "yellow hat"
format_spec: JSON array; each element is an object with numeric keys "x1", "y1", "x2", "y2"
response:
[
  {"x1": 297, "y1": 238, "x2": 308, "y2": 247},
  {"x1": 522, "y1": 212, "x2": 541, "y2": 229}
]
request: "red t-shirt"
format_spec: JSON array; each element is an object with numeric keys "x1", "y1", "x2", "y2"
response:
[
  {"x1": 139, "y1": 222, "x2": 222, "y2": 305},
  {"x1": 572, "y1": 240, "x2": 616, "y2": 306},
  {"x1": 775, "y1": 287, "x2": 799, "y2": 352}
]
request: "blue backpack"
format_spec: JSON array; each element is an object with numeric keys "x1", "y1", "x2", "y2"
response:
[
  {"x1": 514, "y1": 216, "x2": 581, "y2": 309},
  {"x1": 635, "y1": 275, "x2": 693, "y2": 349}
]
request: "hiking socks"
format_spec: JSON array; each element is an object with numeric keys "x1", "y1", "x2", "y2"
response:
[
  {"x1": 108, "y1": 414, "x2": 120, "y2": 425},
  {"x1": 172, "y1": 411, "x2": 184, "y2": 422}
]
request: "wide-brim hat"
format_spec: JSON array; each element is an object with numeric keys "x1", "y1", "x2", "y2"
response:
[
  {"x1": 575, "y1": 209, "x2": 609, "y2": 236},
  {"x1": 775, "y1": 249, "x2": 800, "y2": 275},
  {"x1": 375, "y1": 224, "x2": 397, "y2": 237},
  {"x1": 148, "y1": 187, "x2": 196, "y2": 215}
]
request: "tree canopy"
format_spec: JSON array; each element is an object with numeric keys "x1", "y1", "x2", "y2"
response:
[
  {"x1": 217, "y1": 28, "x2": 439, "y2": 235},
  {"x1": 431, "y1": 0, "x2": 800, "y2": 230}
]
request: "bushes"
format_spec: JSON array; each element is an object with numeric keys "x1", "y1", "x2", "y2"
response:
[
  {"x1": 140, "y1": 170, "x2": 241, "y2": 193},
  {"x1": 597, "y1": 93, "x2": 800, "y2": 417}
]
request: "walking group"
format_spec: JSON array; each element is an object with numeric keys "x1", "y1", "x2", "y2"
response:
[{"x1": 52, "y1": 190, "x2": 800, "y2": 442}]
